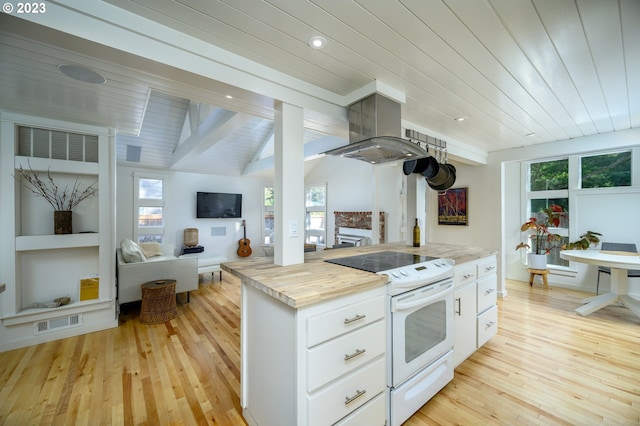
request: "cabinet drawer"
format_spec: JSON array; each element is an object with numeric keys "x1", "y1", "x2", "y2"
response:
[
  {"x1": 477, "y1": 274, "x2": 497, "y2": 313},
  {"x1": 477, "y1": 305, "x2": 498, "y2": 347},
  {"x1": 307, "y1": 295, "x2": 384, "y2": 347},
  {"x1": 454, "y1": 265, "x2": 476, "y2": 288},
  {"x1": 307, "y1": 357, "x2": 386, "y2": 426},
  {"x1": 307, "y1": 320, "x2": 385, "y2": 392},
  {"x1": 334, "y1": 392, "x2": 386, "y2": 426},
  {"x1": 477, "y1": 257, "x2": 497, "y2": 278}
]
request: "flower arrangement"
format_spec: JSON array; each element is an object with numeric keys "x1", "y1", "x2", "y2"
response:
[
  {"x1": 16, "y1": 163, "x2": 98, "y2": 211},
  {"x1": 515, "y1": 204, "x2": 565, "y2": 255}
]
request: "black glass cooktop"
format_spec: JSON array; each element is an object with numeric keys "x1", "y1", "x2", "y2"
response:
[{"x1": 325, "y1": 251, "x2": 438, "y2": 273}]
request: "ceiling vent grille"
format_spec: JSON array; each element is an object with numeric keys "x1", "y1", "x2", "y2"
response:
[{"x1": 33, "y1": 314, "x2": 82, "y2": 335}]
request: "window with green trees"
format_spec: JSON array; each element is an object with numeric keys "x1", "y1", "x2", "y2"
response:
[
  {"x1": 525, "y1": 150, "x2": 633, "y2": 268},
  {"x1": 581, "y1": 151, "x2": 631, "y2": 188},
  {"x1": 527, "y1": 159, "x2": 569, "y2": 266}
]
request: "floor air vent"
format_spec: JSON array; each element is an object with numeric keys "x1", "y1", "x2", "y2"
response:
[{"x1": 34, "y1": 314, "x2": 82, "y2": 335}]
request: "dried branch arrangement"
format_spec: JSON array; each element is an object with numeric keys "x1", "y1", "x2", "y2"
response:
[{"x1": 16, "y1": 163, "x2": 98, "y2": 211}]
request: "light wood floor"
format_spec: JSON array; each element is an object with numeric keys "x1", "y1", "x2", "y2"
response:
[{"x1": 1, "y1": 275, "x2": 639, "y2": 425}]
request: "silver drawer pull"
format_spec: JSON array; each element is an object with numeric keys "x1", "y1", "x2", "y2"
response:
[
  {"x1": 485, "y1": 266, "x2": 496, "y2": 272},
  {"x1": 463, "y1": 274, "x2": 474, "y2": 279},
  {"x1": 344, "y1": 314, "x2": 366, "y2": 325},
  {"x1": 486, "y1": 321, "x2": 496, "y2": 329},
  {"x1": 484, "y1": 288, "x2": 495, "y2": 295},
  {"x1": 344, "y1": 389, "x2": 367, "y2": 405},
  {"x1": 344, "y1": 348, "x2": 366, "y2": 361}
]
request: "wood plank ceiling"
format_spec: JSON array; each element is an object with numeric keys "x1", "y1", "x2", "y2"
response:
[{"x1": 0, "y1": 0, "x2": 638, "y2": 176}]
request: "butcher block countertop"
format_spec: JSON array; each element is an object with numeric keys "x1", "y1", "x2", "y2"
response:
[{"x1": 222, "y1": 242, "x2": 497, "y2": 309}]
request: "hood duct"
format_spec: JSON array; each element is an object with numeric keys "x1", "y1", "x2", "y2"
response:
[{"x1": 323, "y1": 93, "x2": 427, "y2": 164}]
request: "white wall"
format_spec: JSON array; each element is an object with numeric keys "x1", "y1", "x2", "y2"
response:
[
  {"x1": 117, "y1": 167, "x2": 265, "y2": 260},
  {"x1": 305, "y1": 156, "x2": 405, "y2": 246},
  {"x1": 427, "y1": 162, "x2": 497, "y2": 249},
  {"x1": 116, "y1": 155, "x2": 410, "y2": 259}
]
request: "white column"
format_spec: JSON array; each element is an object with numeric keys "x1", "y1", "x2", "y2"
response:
[{"x1": 274, "y1": 101, "x2": 305, "y2": 265}]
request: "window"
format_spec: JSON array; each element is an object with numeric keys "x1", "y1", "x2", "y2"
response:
[
  {"x1": 530, "y1": 159, "x2": 568, "y2": 191},
  {"x1": 305, "y1": 184, "x2": 326, "y2": 247},
  {"x1": 581, "y1": 151, "x2": 631, "y2": 188},
  {"x1": 135, "y1": 176, "x2": 165, "y2": 243},
  {"x1": 263, "y1": 186, "x2": 274, "y2": 245},
  {"x1": 526, "y1": 159, "x2": 569, "y2": 267},
  {"x1": 261, "y1": 184, "x2": 327, "y2": 249},
  {"x1": 525, "y1": 149, "x2": 639, "y2": 267}
]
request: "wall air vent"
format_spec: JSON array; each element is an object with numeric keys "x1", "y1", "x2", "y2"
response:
[
  {"x1": 34, "y1": 314, "x2": 82, "y2": 335},
  {"x1": 126, "y1": 145, "x2": 142, "y2": 162}
]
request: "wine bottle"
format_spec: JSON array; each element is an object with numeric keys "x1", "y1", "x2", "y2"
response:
[{"x1": 413, "y1": 218, "x2": 420, "y2": 247}]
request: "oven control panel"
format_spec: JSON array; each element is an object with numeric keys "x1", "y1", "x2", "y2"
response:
[{"x1": 382, "y1": 259, "x2": 454, "y2": 294}]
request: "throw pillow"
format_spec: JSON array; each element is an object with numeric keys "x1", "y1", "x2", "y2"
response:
[
  {"x1": 120, "y1": 239, "x2": 147, "y2": 263},
  {"x1": 140, "y1": 242, "x2": 163, "y2": 258}
]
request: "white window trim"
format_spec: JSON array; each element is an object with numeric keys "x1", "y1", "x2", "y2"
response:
[
  {"x1": 263, "y1": 185, "x2": 275, "y2": 247},
  {"x1": 521, "y1": 159, "x2": 569, "y2": 267},
  {"x1": 133, "y1": 172, "x2": 167, "y2": 242},
  {"x1": 521, "y1": 148, "x2": 639, "y2": 268},
  {"x1": 305, "y1": 183, "x2": 327, "y2": 247}
]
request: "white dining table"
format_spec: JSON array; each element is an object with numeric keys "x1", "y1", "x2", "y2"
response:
[{"x1": 560, "y1": 250, "x2": 640, "y2": 317}]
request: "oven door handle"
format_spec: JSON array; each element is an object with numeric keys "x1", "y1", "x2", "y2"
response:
[{"x1": 392, "y1": 282, "x2": 452, "y2": 312}]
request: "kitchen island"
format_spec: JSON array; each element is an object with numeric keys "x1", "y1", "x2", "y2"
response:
[{"x1": 222, "y1": 242, "x2": 497, "y2": 426}]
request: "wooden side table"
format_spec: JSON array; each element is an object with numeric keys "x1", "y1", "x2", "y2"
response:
[
  {"x1": 528, "y1": 268, "x2": 549, "y2": 288},
  {"x1": 140, "y1": 279, "x2": 177, "y2": 324}
]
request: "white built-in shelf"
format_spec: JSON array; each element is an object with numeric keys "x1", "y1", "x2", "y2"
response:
[
  {"x1": 1, "y1": 298, "x2": 113, "y2": 326},
  {"x1": 14, "y1": 155, "x2": 99, "y2": 175},
  {"x1": 16, "y1": 233, "x2": 99, "y2": 251}
]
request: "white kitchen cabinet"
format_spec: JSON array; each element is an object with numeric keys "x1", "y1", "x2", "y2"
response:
[
  {"x1": 453, "y1": 281, "x2": 477, "y2": 366},
  {"x1": 242, "y1": 283, "x2": 387, "y2": 426},
  {"x1": 477, "y1": 305, "x2": 498, "y2": 347},
  {"x1": 453, "y1": 255, "x2": 497, "y2": 367},
  {"x1": 0, "y1": 112, "x2": 116, "y2": 351}
]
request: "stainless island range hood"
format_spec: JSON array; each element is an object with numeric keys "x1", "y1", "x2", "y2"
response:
[{"x1": 323, "y1": 93, "x2": 427, "y2": 164}]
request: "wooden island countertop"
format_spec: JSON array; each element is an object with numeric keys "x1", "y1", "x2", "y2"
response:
[{"x1": 222, "y1": 242, "x2": 497, "y2": 309}]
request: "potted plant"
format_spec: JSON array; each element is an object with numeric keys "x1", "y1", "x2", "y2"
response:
[
  {"x1": 16, "y1": 163, "x2": 98, "y2": 234},
  {"x1": 516, "y1": 204, "x2": 565, "y2": 269},
  {"x1": 562, "y1": 230, "x2": 602, "y2": 250}
]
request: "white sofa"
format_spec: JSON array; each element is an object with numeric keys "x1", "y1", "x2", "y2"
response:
[{"x1": 116, "y1": 243, "x2": 198, "y2": 306}]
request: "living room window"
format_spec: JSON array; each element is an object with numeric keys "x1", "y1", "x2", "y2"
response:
[
  {"x1": 263, "y1": 186, "x2": 274, "y2": 245},
  {"x1": 135, "y1": 176, "x2": 165, "y2": 243},
  {"x1": 305, "y1": 184, "x2": 326, "y2": 248}
]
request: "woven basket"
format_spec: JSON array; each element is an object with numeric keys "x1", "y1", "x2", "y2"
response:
[
  {"x1": 184, "y1": 228, "x2": 199, "y2": 247},
  {"x1": 140, "y1": 280, "x2": 177, "y2": 324}
]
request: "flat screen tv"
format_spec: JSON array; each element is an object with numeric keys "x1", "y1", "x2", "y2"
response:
[{"x1": 196, "y1": 192, "x2": 242, "y2": 218}]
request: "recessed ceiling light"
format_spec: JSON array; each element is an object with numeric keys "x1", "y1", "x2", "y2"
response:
[
  {"x1": 309, "y1": 36, "x2": 327, "y2": 49},
  {"x1": 225, "y1": 95, "x2": 233, "y2": 99},
  {"x1": 454, "y1": 117, "x2": 465, "y2": 122},
  {"x1": 525, "y1": 132, "x2": 535, "y2": 137},
  {"x1": 58, "y1": 64, "x2": 106, "y2": 84}
]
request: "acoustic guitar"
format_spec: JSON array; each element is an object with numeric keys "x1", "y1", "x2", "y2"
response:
[{"x1": 237, "y1": 219, "x2": 252, "y2": 257}]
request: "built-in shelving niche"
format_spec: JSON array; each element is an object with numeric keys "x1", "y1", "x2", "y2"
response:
[{"x1": 0, "y1": 113, "x2": 116, "y2": 349}]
